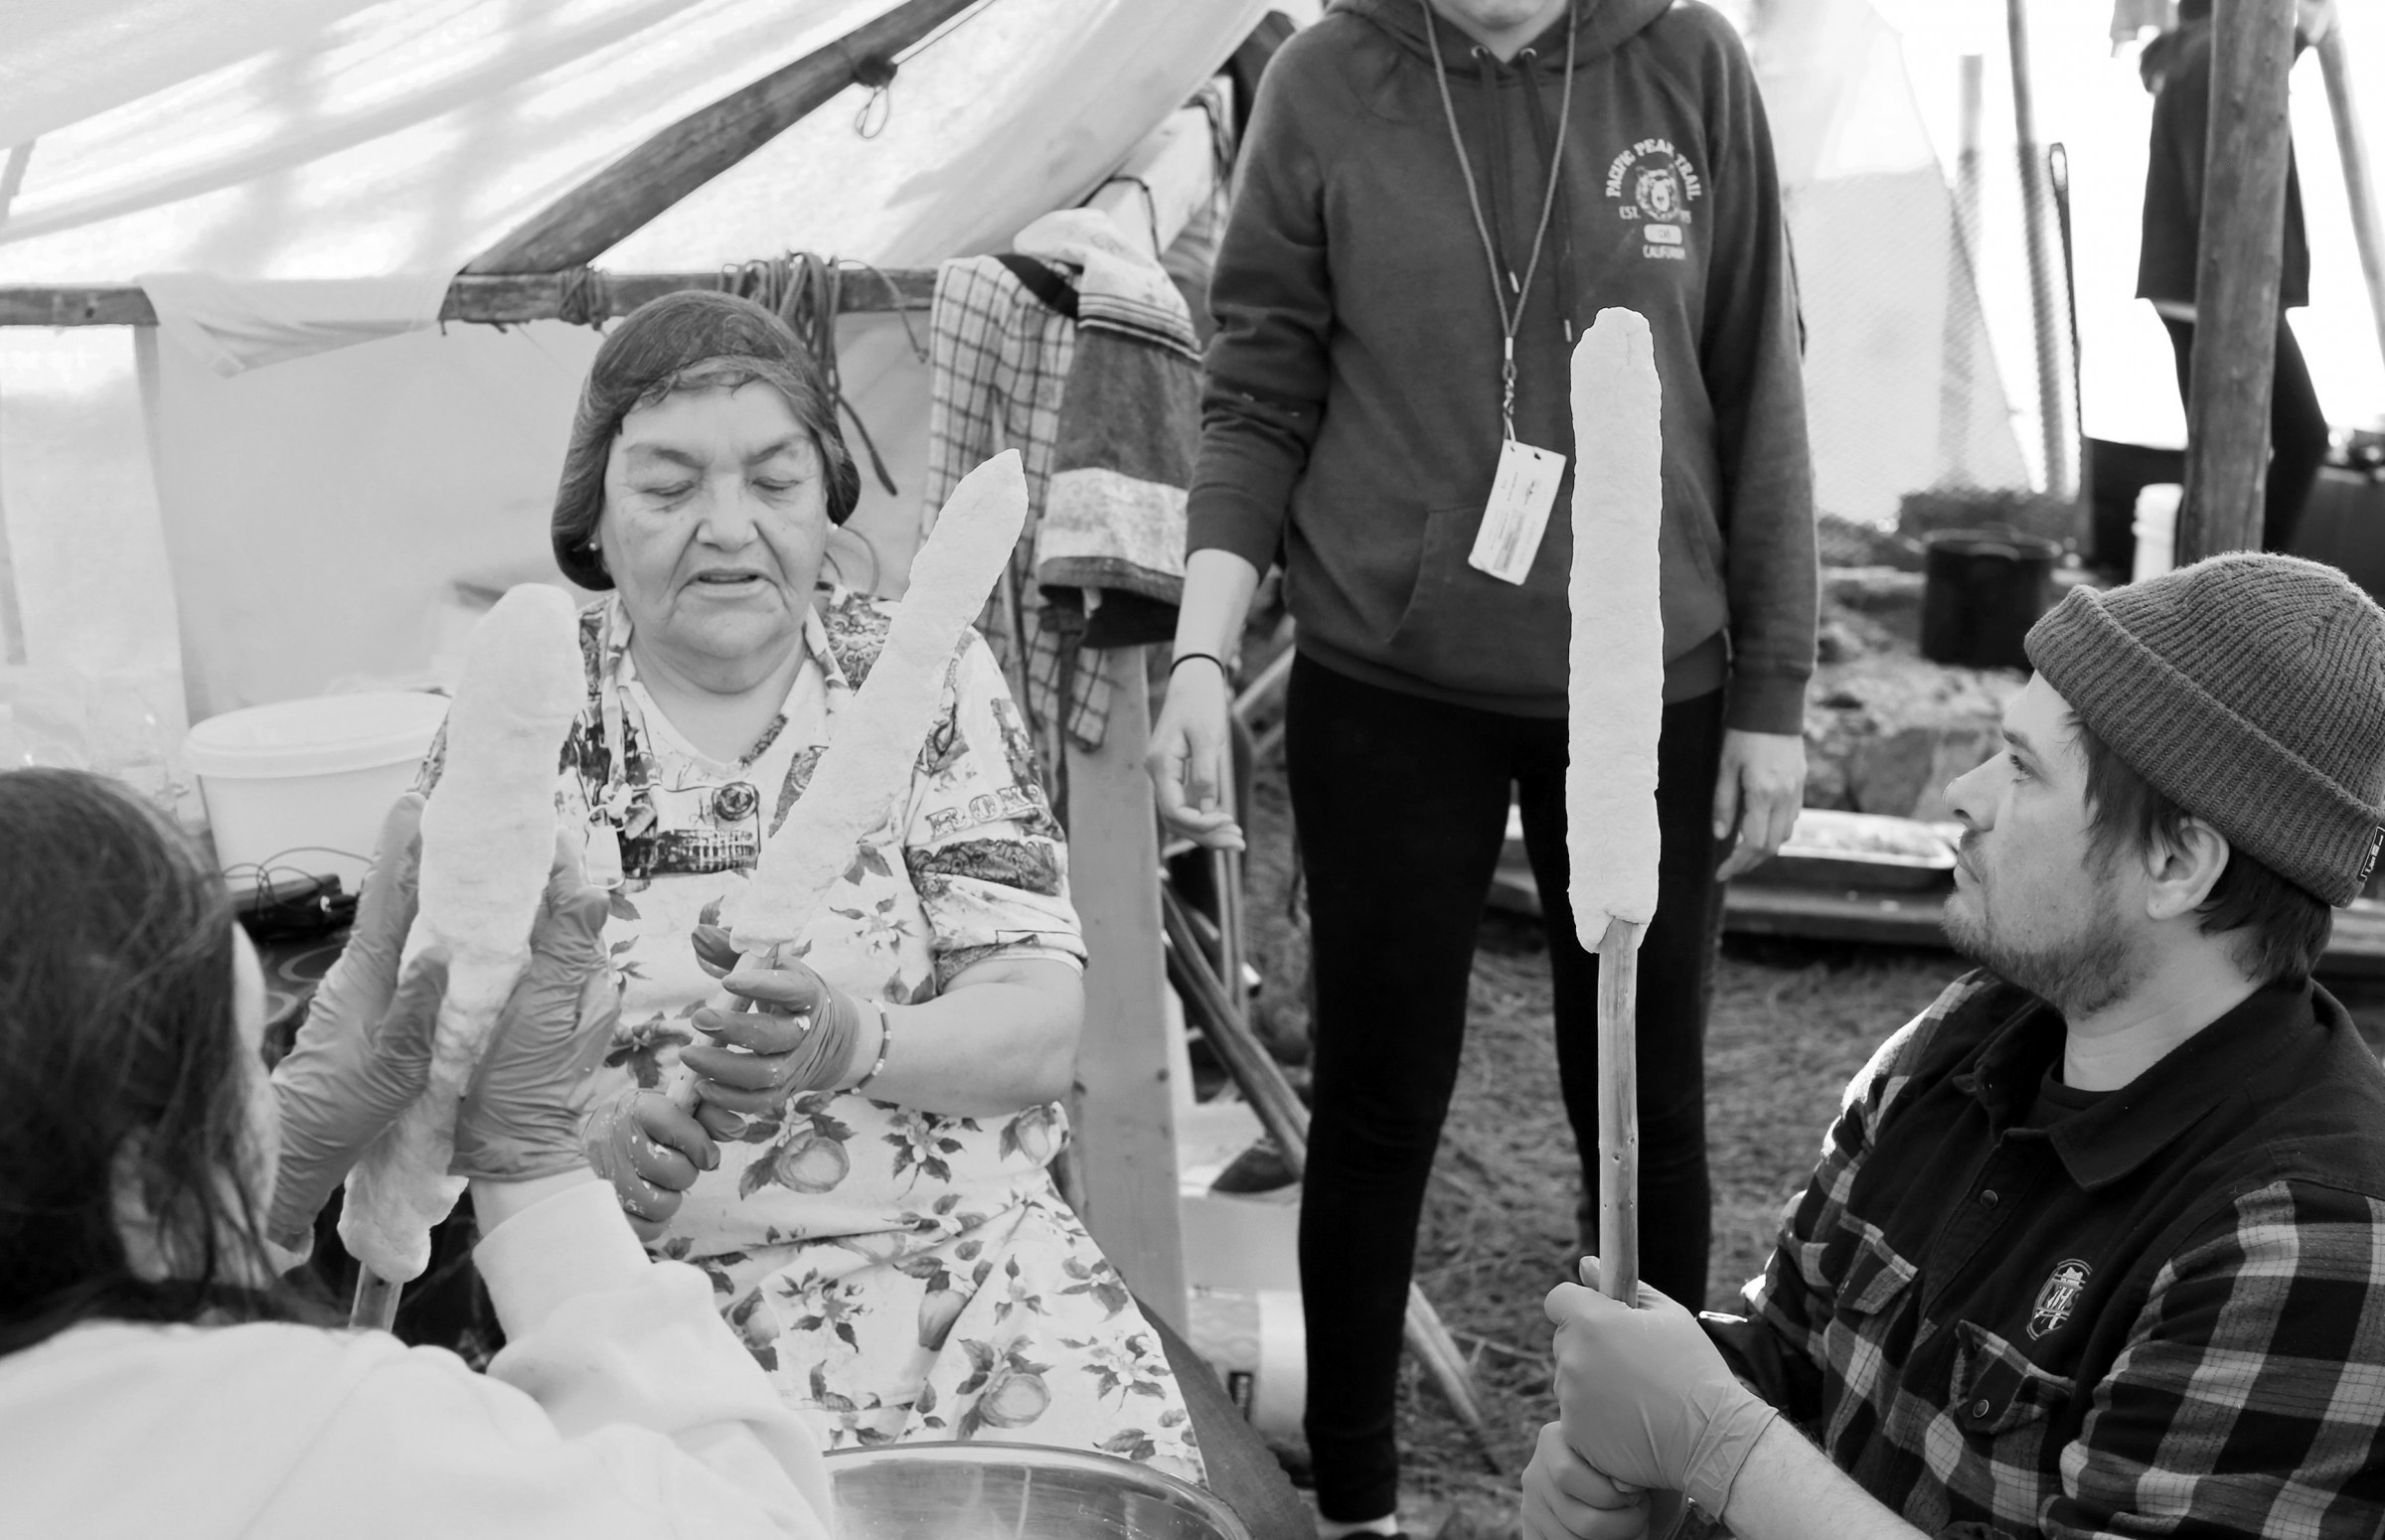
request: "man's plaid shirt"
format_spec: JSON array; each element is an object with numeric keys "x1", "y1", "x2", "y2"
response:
[{"x1": 1713, "y1": 971, "x2": 2385, "y2": 1539}]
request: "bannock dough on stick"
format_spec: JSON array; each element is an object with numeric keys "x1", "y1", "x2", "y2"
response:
[
  {"x1": 1565, "y1": 308, "x2": 1665, "y2": 943},
  {"x1": 725, "y1": 449, "x2": 1030, "y2": 952},
  {"x1": 339, "y1": 584, "x2": 585, "y2": 1284}
]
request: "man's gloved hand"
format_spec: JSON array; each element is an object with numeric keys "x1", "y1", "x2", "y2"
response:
[
  {"x1": 1546, "y1": 1258, "x2": 1780, "y2": 1517},
  {"x1": 449, "y1": 851, "x2": 622, "y2": 1182},
  {"x1": 267, "y1": 795, "x2": 442, "y2": 1251},
  {"x1": 1522, "y1": 1423, "x2": 1653, "y2": 1540},
  {"x1": 583, "y1": 1088, "x2": 718, "y2": 1240},
  {"x1": 681, "y1": 950, "x2": 874, "y2": 1141}
]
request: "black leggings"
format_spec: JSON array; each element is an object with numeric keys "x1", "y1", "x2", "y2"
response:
[
  {"x1": 2161, "y1": 315, "x2": 2330, "y2": 553},
  {"x1": 1286, "y1": 655, "x2": 1726, "y2": 1521}
]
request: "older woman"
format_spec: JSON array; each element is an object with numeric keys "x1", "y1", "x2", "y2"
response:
[{"x1": 454, "y1": 291, "x2": 1203, "y2": 1479}]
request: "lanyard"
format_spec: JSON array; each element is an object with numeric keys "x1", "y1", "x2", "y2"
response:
[{"x1": 1421, "y1": 0, "x2": 1577, "y2": 441}]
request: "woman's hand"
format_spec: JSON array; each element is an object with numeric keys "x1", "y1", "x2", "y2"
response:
[
  {"x1": 1146, "y1": 654, "x2": 1244, "y2": 850},
  {"x1": 1712, "y1": 729, "x2": 1807, "y2": 880},
  {"x1": 268, "y1": 795, "x2": 447, "y2": 1251},
  {"x1": 449, "y1": 858, "x2": 623, "y2": 1183},
  {"x1": 1522, "y1": 1423, "x2": 1653, "y2": 1540},
  {"x1": 681, "y1": 952, "x2": 878, "y2": 1138},
  {"x1": 583, "y1": 1089, "x2": 717, "y2": 1240}
]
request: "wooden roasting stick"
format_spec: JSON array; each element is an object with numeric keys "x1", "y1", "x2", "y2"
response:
[
  {"x1": 1567, "y1": 310, "x2": 1665, "y2": 1307},
  {"x1": 342, "y1": 585, "x2": 586, "y2": 1328},
  {"x1": 667, "y1": 450, "x2": 1031, "y2": 1108}
]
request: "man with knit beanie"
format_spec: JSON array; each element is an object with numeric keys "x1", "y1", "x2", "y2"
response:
[{"x1": 1524, "y1": 554, "x2": 2385, "y2": 1540}]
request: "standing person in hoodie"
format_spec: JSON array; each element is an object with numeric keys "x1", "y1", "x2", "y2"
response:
[
  {"x1": 1147, "y1": 0, "x2": 1816, "y2": 1530},
  {"x1": 0, "y1": 772, "x2": 832, "y2": 1540}
]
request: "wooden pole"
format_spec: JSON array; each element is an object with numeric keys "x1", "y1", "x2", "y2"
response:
[
  {"x1": 1939, "y1": 54, "x2": 1986, "y2": 484},
  {"x1": 465, "y1": 0, "x2": 981, "y2": 273},
  {"x1": 1594, "y1": 917, "x2": 1641, "y2": 1303},
  {"x1": 2006, "y1": 0, "x2": 2072, "y2": 501},
  {"x1": 2180, "y1": 0, "x2": 2300, "y2": 559},
  {"x1": 350, "y1": 1269, "x2": 402, "y2": 1332},
  {"x1": 2316, "y1": 26, "x2": 2385, "y2": 376},
  {"x1": 1065, "y1": 651, "x2": 1189, "y2": 1334},
  {"x1": 0, "y1": 269, "x2": 935, "y2": 330}
]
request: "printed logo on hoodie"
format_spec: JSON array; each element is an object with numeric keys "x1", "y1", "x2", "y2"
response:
[{"x1": 1604, "y1": 139, "x2": 1703, "y2": 261}]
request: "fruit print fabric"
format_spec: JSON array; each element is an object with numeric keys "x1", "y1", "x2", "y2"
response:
[{"x1": 543, "y1": 591, "x2": 1204, "y2": 1483}]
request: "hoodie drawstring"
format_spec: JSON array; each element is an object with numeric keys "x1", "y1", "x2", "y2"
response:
[{"x1": 1473, "y1": 48, "x2": 1516, "y2": 291}]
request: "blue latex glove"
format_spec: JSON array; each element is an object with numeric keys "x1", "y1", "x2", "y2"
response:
[
  {"x1": 267, "y1": 795, "x2": 441, "y2": 1250},
  {"x1": 1546, "y1": 1259, "x2": 1779, "y2": 1518},
  {"x1": 449, "y1": 855, "x2": 623, "y2": 1181}
]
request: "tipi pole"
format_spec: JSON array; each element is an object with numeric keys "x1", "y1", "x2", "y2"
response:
[
  {"x1": 2316, "y1": 26, "x2": 2385, "y2": 376},
  {"x1": 2181, "y1": 0, "x2": 2300, "y2": 558}
]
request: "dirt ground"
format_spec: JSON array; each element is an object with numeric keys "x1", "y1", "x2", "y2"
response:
[{"x1": 1229, "y1": 751, "x2": 1971, "y2": 1537}]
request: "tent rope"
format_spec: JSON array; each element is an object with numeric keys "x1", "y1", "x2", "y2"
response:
[{"x1": 723, "y1": 252, "x2": 929, "y2": 500}]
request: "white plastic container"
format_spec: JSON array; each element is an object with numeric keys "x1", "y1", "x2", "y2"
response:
[
  {"x1": 2133, "y1": 483, "x2": 2183, "y2": 583},
  {"x1": 183, "y1": 692, "x2": 451, "y2": 896}
]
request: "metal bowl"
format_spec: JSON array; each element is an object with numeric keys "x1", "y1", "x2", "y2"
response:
[{"x1": 824, "y1": 1444, "x2": 1252, "y2": 1540}]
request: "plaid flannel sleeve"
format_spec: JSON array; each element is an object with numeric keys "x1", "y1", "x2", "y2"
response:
[
  {"x1": 2043, "y1": 1180, "x2": 2385, "y2": 1540},
  {"x1": 1735, "y1": 973, "x2": 1997, "y2": 1423}
]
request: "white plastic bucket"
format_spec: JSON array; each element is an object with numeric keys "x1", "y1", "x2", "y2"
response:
[{"x1": 183, "y1": 692, "x2": 451, "y2": 896}]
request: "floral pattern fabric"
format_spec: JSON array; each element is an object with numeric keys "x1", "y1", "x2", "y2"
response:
[{"x1": 419, "y1": 588, "x2": 1201, "y2": 1482}]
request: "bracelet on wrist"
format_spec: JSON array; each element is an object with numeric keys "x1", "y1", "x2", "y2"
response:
[
  {"x1": 1170, "y1": 651, "x2": 1227, "y2": 679},
  {"x1": 851, "y1": 1002, "x2": 891, "y2": 1095}
]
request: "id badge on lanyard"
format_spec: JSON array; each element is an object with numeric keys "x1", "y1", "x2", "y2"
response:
[{"x1": 1424, "y1": 0, "x2": 1577, "y2": 587}]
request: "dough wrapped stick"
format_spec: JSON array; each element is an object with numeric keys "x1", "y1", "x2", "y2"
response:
[
  {"x1": 339, "y1": 584, "x2": 584, "y2": 1297},
  {"x1": 1565, "y1": 308, "x2": 1664, "y2": 1303},
  {"x1": 669, "y1": 452, "x2": 1030, "y2": 1109}
]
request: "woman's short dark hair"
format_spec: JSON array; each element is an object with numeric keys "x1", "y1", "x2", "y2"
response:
[
  {"x1": 2076, "y1": 719, "x2": 2333, "y2": 986},
  {"x1": 551, "y1": 290, "x2": 863, "y2": 591},
  {"x1": 0, "y1": 769, "x2": 289, "y2": 1353}
]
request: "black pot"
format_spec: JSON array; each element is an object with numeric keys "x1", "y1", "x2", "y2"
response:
[{"x1": 1920, "y1": 530, "x2": 2061, "y2": 671}]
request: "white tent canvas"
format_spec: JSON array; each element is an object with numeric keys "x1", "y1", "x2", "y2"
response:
[{"x1": 0, "y1": 0, "x2": 1259, "y2": 744}]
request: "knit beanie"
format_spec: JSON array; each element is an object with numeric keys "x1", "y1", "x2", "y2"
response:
[
  {"x1": 2024, "y1": 553, "x2": 2385, "y2": 906},
  {"x1": 551, "y1": 290, "x2": 861, "y2": 591}
]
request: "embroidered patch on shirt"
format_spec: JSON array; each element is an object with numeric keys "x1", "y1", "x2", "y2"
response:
[
  {"x1": 1605, "y1": 137, "x2": 1704, "y2": 262},
  {"x1": 924, "y1": 784, "x2": 1050, "y2": 840},
  {"x1": 2028, "y1": 1258, "x2": 2092, "y2": 1339}
]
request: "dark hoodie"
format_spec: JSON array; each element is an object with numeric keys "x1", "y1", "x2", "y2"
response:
[{"x1": 1190, "y1": 0, "x2": 1817, "y2": 730}]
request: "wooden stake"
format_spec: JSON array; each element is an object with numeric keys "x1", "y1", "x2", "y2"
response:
[
  {"x1": 350, "y1": 1269, "x2": 401, "y2": 1332},
  {"x1": 2181, "y1": 0, "x2": 2300, "y2": 559},
  {"x1": 2005, "y1": 0, "x2": 2073, "y2": 501},
  {"x1": 1595, "y1": 916, "x2": 1642, "y2": 1304},
  {"x1": 2316, "y1": 26, "x2": 2385, "y2": 376}
]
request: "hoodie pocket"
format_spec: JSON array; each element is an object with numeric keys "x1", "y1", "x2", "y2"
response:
[{"x1": 1385, "y1": 502, "x2": 1569, "y2": 694}]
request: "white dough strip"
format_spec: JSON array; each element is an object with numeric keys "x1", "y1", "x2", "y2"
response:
[
  {"x1": 339, "y1": 584, "x2": 585, "y2": 1286},
  {"x1": 726, "y1": 449, "x2": 1029, "y2": 955},
  {"x1": 1565, "y1": 309, "x2": 1665, "y2": 1304},
  {"x1": 672, "y1": 452, "x2": 1028, "y2": 1109}
]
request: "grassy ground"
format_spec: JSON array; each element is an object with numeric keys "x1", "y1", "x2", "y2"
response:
[{"x1": 1232, "y1": 753, "x2": 1970, "y2": 1537}]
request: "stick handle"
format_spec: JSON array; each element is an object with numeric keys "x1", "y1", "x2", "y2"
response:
[
  {"x1": 350, "y1": 1268, "x2": 402, "y2": 1331},
  {"x1": 1596, "y1": 916, "x2": 1642, "y2": 1304}
]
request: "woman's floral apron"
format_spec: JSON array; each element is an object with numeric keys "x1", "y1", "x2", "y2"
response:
[{"x1": 429, "y1": 589, "x2": 1202, "y2": 1481}]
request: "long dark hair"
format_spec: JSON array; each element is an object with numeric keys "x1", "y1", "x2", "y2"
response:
[{"x1": 0, "y1": 769, "x2": 295, "y2": 1352}]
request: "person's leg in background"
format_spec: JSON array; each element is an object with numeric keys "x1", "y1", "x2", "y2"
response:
[
  {"x1": 1287, "y1": 656, "x2": 1520, "y2": 1530},
  {"x1": 1518, "y1": 691, "x2": 1727, "y2": 1308},
  {"x1": 2161, "y1": 313, "x2": 2195, "y2": 408},
  {"x1": 2264, "y1": 318, "x2": 2329, "y2": 553}
]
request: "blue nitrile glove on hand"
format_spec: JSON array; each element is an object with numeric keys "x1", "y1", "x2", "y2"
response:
[
  {"x1": 582, "y1": 1089, "x2": 717, "y2": 1240},
  {"x1": 1545, "y1": 1257, "x2": 1780, "y2": 1519},
  {"x1": 448, "y1": 852, "x2": 623, "y2": 1181},
  {"x1": 267, "y1": 795, "x2": 444, "y2": 1253},
  {"x1": 1522, "y1": 1422, "x2": 1654, "y2": 1540},
  {"x1": 680, "y1": 919, "x2": 875, "y2": 1141}
]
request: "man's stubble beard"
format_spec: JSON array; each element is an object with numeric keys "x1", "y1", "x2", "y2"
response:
[{"x1": 1943, "y1": 861, "x2": 2146, "y2": 1018}]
